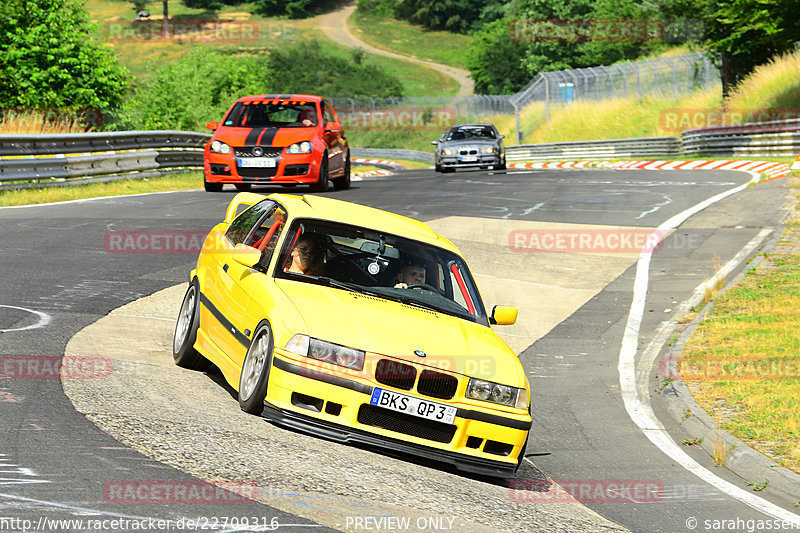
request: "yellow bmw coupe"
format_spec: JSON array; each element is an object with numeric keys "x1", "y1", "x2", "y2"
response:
[{"x1": 173, "y1": 192, "x2": 531, "y2": 477}]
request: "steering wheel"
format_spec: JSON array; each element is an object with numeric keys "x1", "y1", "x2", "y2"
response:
[{"x1": 406, "y1": 283, "x2": 439, "y2": 292}]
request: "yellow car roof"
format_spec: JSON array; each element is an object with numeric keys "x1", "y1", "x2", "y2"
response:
[{"x1": 266, "y1": 193, "x2": 458, "y2": 251}]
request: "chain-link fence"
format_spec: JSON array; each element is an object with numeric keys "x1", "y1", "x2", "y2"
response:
[{"x1": 331, "y1": 52, "x2": 718, "y2": 142}]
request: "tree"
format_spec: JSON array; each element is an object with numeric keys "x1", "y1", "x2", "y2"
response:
[
  {"x1": 702, "y1": 0, "x2": 800, "y2": 94},
  {"x1": 0, "y1": 0, "x2": 128, "y2": 109}
]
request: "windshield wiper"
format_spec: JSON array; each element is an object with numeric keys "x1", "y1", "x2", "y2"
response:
[{"x1": 294, "y1": 274, "x2": 383, "y2": 297}]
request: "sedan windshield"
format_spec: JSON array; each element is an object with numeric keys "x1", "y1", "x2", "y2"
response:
[
  {"x1": 445, "y1": 126, "x2": 496, "y2": 141},
  {"x1": 223, "y1": 102, "x2": 318, "y2": 128},
  {"x1": 274, "y1": 219, "x2": 489, "y2": 325}
]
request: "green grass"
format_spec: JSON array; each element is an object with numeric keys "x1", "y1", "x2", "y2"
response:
[
  {"x1": 86, "y1": 0, "x2": 456, "y2": 96},
  {"x1": 349, "y1": 11, "x2": 473, "y2": 70},
  {"x1": 0, "y1": 171, "x2": 202, "y2": 207},
  {"x1": 681, "y1": 231, "x2": 800, "y2": 473}
]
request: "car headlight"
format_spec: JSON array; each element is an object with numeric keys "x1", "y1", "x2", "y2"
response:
[
  {"x1": 284, "y1": 334, "x2": 365, "y2": 371},
  {"x1": 442, "y1": 148, "x2": 454, "y2": 156},
  {"x1": 210, "y1": 140, "x2": 231, "y2": 154},
  {"x1": 466, "y1": 378, "x2": 525, "y2": 408},
  {"x1": 286, "y1": 141, "x2": 312, "y2": 154},
  {"x1": 481, "y1": 147, "x2": 497, "y2": 154}
]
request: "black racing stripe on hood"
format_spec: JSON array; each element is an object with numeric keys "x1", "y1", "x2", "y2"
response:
[
  {"x1": 263, "y1": 94, "x2": 278, "y2": 99},
  {"x1": 258, "y1": 127, "x2": 280, "y2": 147},
  {"x1": 245, "y1": 127, "x2": 265, "y2": 146}
]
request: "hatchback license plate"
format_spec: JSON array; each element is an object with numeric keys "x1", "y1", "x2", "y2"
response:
[
  {"x1": 370, "y1": 387, "x2": 457, "y2": 424},
  {"x1": 460, "y1": 156, "x2": 477, "y2": 162},
  {"x1": 238, "y1": 158, "x2": 276, "y2": 168}
]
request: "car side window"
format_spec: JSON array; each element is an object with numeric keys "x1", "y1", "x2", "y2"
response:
[
  {"x1": 322, "y1": 102, "x2": 335, "y2": 125},
  {"x1": 225, "y1": 200, "x2": 274, "y2": 246},
  {"x1": 246, "y1": 206, "x2": 288, "y2": 269}
]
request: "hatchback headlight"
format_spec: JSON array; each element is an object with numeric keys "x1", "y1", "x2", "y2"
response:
[
  {"x1": 481, "y1": 146, "x2": 497, "y2": 154},
  {"x1": 210, "y1": 140, "x2": 231, "y2": 154},
  {"x1": 286, "y1": 141, "x2": 312, "y2": 154},
  {"x1": 466, "y1": 378, "x2": 525, "y2": 408},
  {"x1": 442, "y1": 148, "x2": 454, "y2": 156},
  {"x1": 284, "y1": 334, "x2": 365, "y2": 371}
]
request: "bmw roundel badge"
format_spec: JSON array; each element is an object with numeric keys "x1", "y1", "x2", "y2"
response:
[
  {"x1": 414, "y1": 350, "x2": 426, "y2": 358},
  {"x1": 252, "y1": 146, "x2": 263, "y2": 157}
]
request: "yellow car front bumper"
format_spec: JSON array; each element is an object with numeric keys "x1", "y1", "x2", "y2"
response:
[{"x1": 264, "y1": 350, "x2": 531, "y2": 477}]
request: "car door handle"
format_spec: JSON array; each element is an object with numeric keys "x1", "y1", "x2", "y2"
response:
[{"x1": 223, "y1": 264, "x2": 229, "y2": 273}]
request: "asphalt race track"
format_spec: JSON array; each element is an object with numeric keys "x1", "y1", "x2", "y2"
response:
[{"x1": 1, "y1": 167, "x2": 799, "y2": 532}]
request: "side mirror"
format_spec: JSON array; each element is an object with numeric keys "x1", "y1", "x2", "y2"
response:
[
  {"x1": 324, "y1": 122, "x2": 339, "y2": 132},
  {"x1": 430, "y1": 140, "x2": 438, "y2": 145},
  {"x1": 206, "y1": 121, "x2": 219, "y2": 131},
  {"x1": 499, "y1": 134, "x2": 505, "y2": 140},
  {"x1": 232, "y1": 243, "x2": 262, "y2": 268},
  {"x1": 490, "y1": 305, "x2": 517, "y2": 325}
]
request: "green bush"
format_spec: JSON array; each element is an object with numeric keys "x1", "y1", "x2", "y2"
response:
[
  {"x1": 0, "y1": 0, "x2": 129, "y2": 109},
  {"x1": 116, "y1": 48, "x2": 265, "y2": 131},
  {"x1": 116, "y1": 41, "x2": 403, "y2": 131},
  {"x1": 266, "y1": 40, "x2": 403, "y2": 98}
]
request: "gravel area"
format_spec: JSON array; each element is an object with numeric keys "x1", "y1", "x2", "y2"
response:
[{"x1": 62, "y1": 285, "x2": 627, "y2": 532}]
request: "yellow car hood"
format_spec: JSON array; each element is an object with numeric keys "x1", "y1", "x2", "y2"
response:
[{"x1": 276, "y1": 279, "x2": 525, "y2": 386}]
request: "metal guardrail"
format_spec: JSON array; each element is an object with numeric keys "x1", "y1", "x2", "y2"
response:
[
  {"x1": 506, "y1": 137, "x2": 681, "y2": 162},
  {"x1": 0, "y1": 131, "x2": 210, "y2": 190},
  {"x1": 1, "y1": 118, "x2": 798, "y2": 190},
  {"x1": 351, "y1": 148, "x2": 433, "y2": 163}
]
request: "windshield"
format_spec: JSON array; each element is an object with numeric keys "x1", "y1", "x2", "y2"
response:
[
  {"x1": 223, "y1": 101, "x2": 318, "y2": 128},
  {"x1": 445, "y1": 126, "x2": 496, "y2": 141},
  {"x1": 274, "y1": 219, "x2": 489, "y2": 325}
]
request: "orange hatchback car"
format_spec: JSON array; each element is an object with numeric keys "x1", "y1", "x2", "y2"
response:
[{"x1": 203, "y1": 94, "x2": 350, "y2": 192}]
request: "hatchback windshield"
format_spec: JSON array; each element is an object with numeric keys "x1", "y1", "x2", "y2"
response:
[
  {"x1": 223, "y1": 102, "x2": 318, "y2": 128},
  {"x1": 274, "y1": 219, "x2": 489, "y2": 325}
]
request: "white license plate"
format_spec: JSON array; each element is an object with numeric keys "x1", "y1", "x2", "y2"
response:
[
  {"x1": 460, "y1": 156, "x2": 478, "y2": 162},
  {"x1": 237, "y1": 158, "x2": 276, "y2": 168},
  {"x1": 370, "y1": 387, "x2": 457, "y2": 424}
]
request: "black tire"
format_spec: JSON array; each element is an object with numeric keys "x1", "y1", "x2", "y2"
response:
[
  {"x1": 333, "y1": 152, "x2": 351, "y2": 190},
  {"x1": 204, "y1": 179, "x2": 223, "y2": 192},
  {"x1": 234, "y1": 183, "x2": 251, "y2": 191},
  {"x1": 173, "y1": 280, "x2": 210, "y2": 371},
  {"x1": 310, "y1": 153, "x2": 329, "y2": 192},
  {"x1": 238, "y1": 322, "x2": 274, "y2": 414},
  {"x1": 434, "y1": 162, "x2": 442, "y2": 173}
]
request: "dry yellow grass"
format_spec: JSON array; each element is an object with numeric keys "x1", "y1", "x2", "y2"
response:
[
  {"x1": 0, "y1": 110, "x2": 92, "y2": 134},
  {"x1": 726, "y1": 51, "x2": 800, "y2": 112},
  {"x1": 510, "y1": 50, "x2": 800, "y2": 144}
]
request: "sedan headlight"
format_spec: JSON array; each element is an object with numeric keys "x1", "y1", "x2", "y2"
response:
[
  {"x1": 481, "y1": 146, "x2": 498, "y2": 154},
  {"x1": 466, "y1": 378, "x2": 525, "y2": 408},
  {"x1": 442, "y1": 148, "x2": 455, "y2": 156},
  {"x1": 210, "y1": 140, "x2": 231, "y2": 154},
  {"x1": 284, "y1": 334, "x2": 365, "y2": 371},
  {"x1": 286, "y1": 141, "x2": 312, "y2": 154}
]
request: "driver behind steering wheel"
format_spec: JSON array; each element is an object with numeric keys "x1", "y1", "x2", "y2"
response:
[{"x1": 394, "y1": 259, "x2": 426, "y2": 289}]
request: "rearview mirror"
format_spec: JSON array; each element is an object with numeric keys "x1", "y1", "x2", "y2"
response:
[
  {"x1": 232, "y1": 243, "x2": 262, "y2": 268},
  {"x1": 206, "y1": 121, "x2": 219, "y2": 131},
  {"x1": 490, "y1": 305, "x2": 517, "y2": 325}
]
